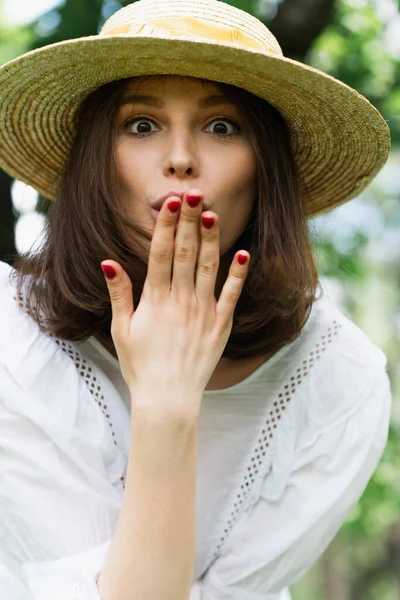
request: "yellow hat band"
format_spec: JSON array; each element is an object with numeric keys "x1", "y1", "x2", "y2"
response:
[{"x1": 103, "y1": 16, "x2": 279, "y2": 55}]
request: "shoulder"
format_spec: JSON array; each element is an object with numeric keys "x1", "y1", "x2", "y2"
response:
[
  {"x1": 266, "y1": 291, "x2": 389, "y2": 449},
  {"x1": 306, "y1": 292, "x2": 387, "y2": 380},
  {"x1": 288, "y1": 291, "x2": 387, "y2": 381},
  {"x1": 0, "y1": 261, "x2": 114, "y2": 452},
  {"x1": 288, "y1": 292, "x2": 390, "y2": 438},
  {"x1": 273, "y1": 292, "x2": 387, "y2": 395},
  {"x1": 261, "y1": 292, "x2": 391, "y2": 502},
  {"x1": 0, "y1": 260, "x2": 63, "y2": 391}
]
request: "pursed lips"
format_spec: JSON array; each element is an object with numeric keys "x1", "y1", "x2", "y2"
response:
[{"x1": 152, "y1": 191, "x2": 211, "y2": 211}]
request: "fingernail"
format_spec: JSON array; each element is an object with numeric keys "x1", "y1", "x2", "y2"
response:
[
  {"x1": 187, "y1": 192, "x2": 202, "y2": 208},
  {"x1": 101, "y1": 264, "x2": 116, "y2": 280},
  {"x1": 167, "y1": 199, "x2": 181, "y2": 213},
  {"x1": 238, "y1": 253, "x2": 248, "y2": 265},
  {"x1": 202, "y1": 215, "x2": 215, "y2": 229}
]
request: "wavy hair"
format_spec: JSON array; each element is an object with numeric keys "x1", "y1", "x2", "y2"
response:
[{"x1": 12, "y1": 75, "x2": 321, "y2": 360}]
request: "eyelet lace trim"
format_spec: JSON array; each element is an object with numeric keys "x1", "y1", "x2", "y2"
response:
[
  {"x1": 54, "y1": 339, "x2": 127, "y2": 490},
  {"x1": 210, "y1": 319, "x2": 343, "y2": 560}
]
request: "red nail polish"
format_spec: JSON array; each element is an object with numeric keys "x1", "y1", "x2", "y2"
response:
[
  {"x1": 101, "y1": 264, "x2": 116, "y2": 279},
  {"x1": 202, "y1": 215, "x2": 215, "y2": 229},
  {"x1": 167, "y1": 199, "x2": 181, "y2": 213},
  {"x1": 238, "y1": 253, "x2": 248, "y2": 265},
  {"x1": 187, "y1": 193, "x2": 202, "y2": 208}
]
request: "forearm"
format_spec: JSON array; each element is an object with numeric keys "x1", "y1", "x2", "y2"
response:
[{"x1": 97, "y1": 398, "x2": 199, "y2": 600}]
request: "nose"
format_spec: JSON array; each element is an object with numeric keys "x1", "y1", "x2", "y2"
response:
[{"x1": 162, "y1": 132, "x2": 199, "y2": 179}]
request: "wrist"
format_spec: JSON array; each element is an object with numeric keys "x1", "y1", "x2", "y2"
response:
[
  {"x1": 130, "y1": 387, "x2": 202, "y2": 429},
  {"x1": 129, "y1": 404, "x2": 199, "y2": 479}
]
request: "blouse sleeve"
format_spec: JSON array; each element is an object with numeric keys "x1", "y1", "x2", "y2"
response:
[
  {"x1": 0, "y1": 368, "x2": 203, "y2": 600},
  {"x1": 198, "y1": 357, "x2": 391, "y2": 600},
  {"x1": 0, "y1": 546, "x2": 203, "y2": 600}
]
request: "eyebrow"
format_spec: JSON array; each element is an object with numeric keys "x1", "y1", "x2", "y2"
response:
[{"x1": 119, "y1": 94, "x2": 235, "y2": 109}]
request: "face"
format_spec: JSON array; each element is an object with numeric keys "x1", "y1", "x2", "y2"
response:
[{"x1": 115, "y1": 75, "x2": 257, "y2": 256}]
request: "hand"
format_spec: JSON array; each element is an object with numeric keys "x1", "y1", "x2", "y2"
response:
[{"x1": 101, "y1": 189, "x2": 250, "y2": 422}]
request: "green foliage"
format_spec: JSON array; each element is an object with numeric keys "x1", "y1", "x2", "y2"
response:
[
  {"x1": 312, "y1": 233, "x2": 369, "y2": 281},
  {"x1": 343, "y1": 424, "x2": 400, "y2": 541},
  {"x1": 219, "y1": 0, "x2": 258, "y2": 16},
  {"x1": 308, "y1": 14, "x2": 400, "y2": 583},
  {"x1": 29, "y1": 0, "x2": 104, "y2": 48},
  {"x1": 310, "y1": 0, "x2": 400, "y2": 143},
  {"x1": 0, "y1": 23, "x2": 34, "y2": 65}
]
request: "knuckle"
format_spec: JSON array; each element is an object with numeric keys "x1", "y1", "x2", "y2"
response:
[
  {"x1": 225, "y1": 272, "x2": 243, "y2": 301},
  {"x1": 166, "y1": 212, "x2": 179, "y2": 224},
  {"x1": 181, "y1": 210, "x2": 199, "y2": 223},
  {"x1": 152, "y1": 243, "x2": 174, "y2": 263},
  {"x1": 226, "y1": 289, "x2": 238, "y2": 305},
  {"x1": 203, "y1": 228, "x2": 219, "y2": 240},
  {"x1": 198, "y1": 258, "x2": 219, "y2": 277},
  {"x1": 175, "y1": 244, "x2": 196, "y2": 262},
  {"x1": 109, "y1": 287, "x2": 128, "y2": 303},
  {"x1": 230, "y1": 268, "x2": 244, "y2": 283}
]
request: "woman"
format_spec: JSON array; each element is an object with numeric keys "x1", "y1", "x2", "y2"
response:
[{"x1": 0, "y1": 0, "x2": 392, "y2": 599}]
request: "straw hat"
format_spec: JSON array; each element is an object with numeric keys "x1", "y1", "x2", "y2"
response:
[{"x1": 0, "y1": 0, "x2": 390, "y2": 217}]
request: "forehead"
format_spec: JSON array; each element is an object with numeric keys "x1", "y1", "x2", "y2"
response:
[{"x1": 124, "y1": 75, "x2": 222, "y2": 97}]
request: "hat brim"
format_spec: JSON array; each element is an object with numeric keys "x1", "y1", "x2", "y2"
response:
[{"x1": 0, "y1": 35, "x2": 390, "y2": 217}]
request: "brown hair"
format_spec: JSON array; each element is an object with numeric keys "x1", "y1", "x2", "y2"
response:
[{"x1": 11, "y1": 75, "x2": 321, "y2": 360}]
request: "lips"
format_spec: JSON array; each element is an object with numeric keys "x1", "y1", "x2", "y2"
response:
[{"x1": 152, "y1": 191, "x2": 210, "y2": 211}]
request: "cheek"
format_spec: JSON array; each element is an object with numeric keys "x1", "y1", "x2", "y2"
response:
[
  {"x1": 222, "y1": 148, "x2": 257, "y2": 201},
  {"x1": 115, "y1": 142, "x2": 145, "y2": 189},
  {"x1": 217, "y1": 148, "x2": 257, "y2": 243},
  {"x1": 217, "y1": 145, "x2": 256, "y2": 182},
  {"x1": 235, "y1": 147, "x2": 257, "y2": 183}
]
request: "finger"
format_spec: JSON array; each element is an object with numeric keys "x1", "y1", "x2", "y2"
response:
[
  {"x1": 171, "y1": 189, "x2": 204, "y2": 295},
  {"x1": 195, "y1": 210, "x2": 220, "y2": 304},
  {"x1": 101, "y1": 260, "x2": 134, "y2": 345},
  {"x1": 215, "y1": 251, "x2": 250, "y2": 331},
  {"x1": 145, "y1": 196, "x2": 181, "y2": 297}
]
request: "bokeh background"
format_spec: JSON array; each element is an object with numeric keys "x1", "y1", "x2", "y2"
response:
[{"x1": 0, "y1": 0, "x2": 399, "y2": 598}]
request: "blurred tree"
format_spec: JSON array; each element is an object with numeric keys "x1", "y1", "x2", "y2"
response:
[
  {"x1": 0, "y1": 0, "x2": 105, "y2": 263},
  {"x1": 0, "y1": 167, "x2": 17, "y2": 262},
  {"x1": 268, "y1": 0, "x2": 337, "y2": 60},
  {"x1": 310, "y1": 0, "x2": 400, "y2": 143},
  {"x1": 0, "y1": 0, "x2": 33, "y2": 262},
  {"x1": 30, "y1": 0, "x2": 104, "y2": 47}
]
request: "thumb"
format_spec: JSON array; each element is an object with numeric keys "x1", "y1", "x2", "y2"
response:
[{"x1": 101, "y1": 260, "x2": 134, "y2": 342}]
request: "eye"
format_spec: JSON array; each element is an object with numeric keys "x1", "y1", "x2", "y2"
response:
[
  {"x1": 124, "y1": 117, "x2": 159, "y2": 136},
  {"x1": 204, "y1": 118, "x2": 241, "y2": 137}
]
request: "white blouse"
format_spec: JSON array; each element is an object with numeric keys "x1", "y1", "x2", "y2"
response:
[{"x1": 0, "y1": 259, "x2": 391, "y2": 600}]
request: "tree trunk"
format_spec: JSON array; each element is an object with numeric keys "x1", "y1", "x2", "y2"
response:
[
  {"x1": 0, "y1": 169, "x2": 17, "y2": 265},
  {"x1": 269, "y1": 0, "x2": 337, "y2": 61},
  {"x1": 321, "y1": 536, "x2": 350, "y2": 600}
]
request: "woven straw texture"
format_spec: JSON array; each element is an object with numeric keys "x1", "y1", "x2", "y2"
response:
[{"x1": 0, "y1": 0, "x2": 390, "y2": 217}]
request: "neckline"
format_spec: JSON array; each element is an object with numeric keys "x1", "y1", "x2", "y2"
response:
[
  {"x1": 88, "y1": 335, "x2": 120, "y2": 369},
  {"x1": 86, "y1": 295, "x2": 322, "y2": 395},
  {"x1": 87, "y1": 334, "x2": 294, "y2": 395},
  {"x1": 203, "y1": 341, "x2": 293, "y2": 394}
]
